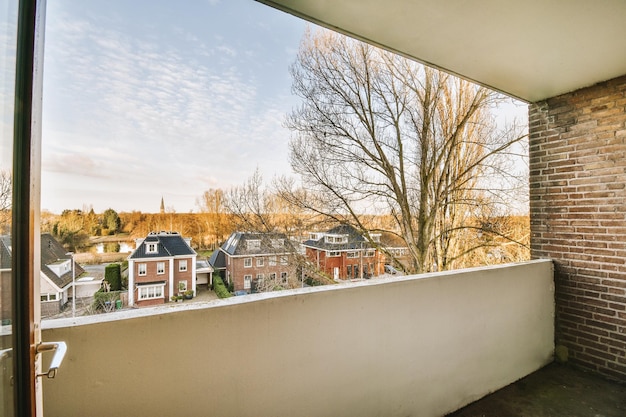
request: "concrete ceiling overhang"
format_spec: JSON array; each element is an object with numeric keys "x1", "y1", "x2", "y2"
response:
[{"x1": 255, "y1": 0, "x2": 626, "y2": 103}]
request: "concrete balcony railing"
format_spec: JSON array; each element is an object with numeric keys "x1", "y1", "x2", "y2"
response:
[{"x1": 41, "y1": 259, "x2": 554, "y2": 417}]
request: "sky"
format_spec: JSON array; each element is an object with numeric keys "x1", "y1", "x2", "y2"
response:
[
  {"x1": 41, "y1": 0, "x2": 308, "y2": 214},
  {"x1": 16, "y1": 0, "x2": 527, "y2": 215}
]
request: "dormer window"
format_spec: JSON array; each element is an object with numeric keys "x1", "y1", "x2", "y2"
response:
[
  {"x1": 325, "y1": 234, "x2": 348, "y2": 244},
  {"x1": 247, "y1": 240, "x2": 261, "y2": 250},
  {"x1": 271, "y1": 238, "x2": 284, "y2": 248},
  {"x1": 146, "y1": 242, "x2": 158, "y2": 253}
]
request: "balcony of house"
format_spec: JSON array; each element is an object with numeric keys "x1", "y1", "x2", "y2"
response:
[{"x1": 41, "y1": 259, "x2": 554, "y2": 417}]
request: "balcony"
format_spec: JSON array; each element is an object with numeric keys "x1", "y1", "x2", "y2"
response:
[{"x1": 42, "y1": 260, "x2": 554, "y2": 416}]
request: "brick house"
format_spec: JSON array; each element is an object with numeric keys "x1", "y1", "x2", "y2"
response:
[
  {"x1": 128, "y1": 231, "x2": 197, "y2": 307},
  {"x1": 302, "y1": 225, "x2": 384, "y2": 280},
  {"x1": 210, "y1": 232, "x2": 298, "y2": 293}
]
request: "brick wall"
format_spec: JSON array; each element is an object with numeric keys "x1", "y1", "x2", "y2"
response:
[{"x1": 529, "y1": 75, "x2": 626, "y2": 380}]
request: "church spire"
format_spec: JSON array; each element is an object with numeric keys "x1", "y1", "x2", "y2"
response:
[{"x1": 160, "y1": 196, "x2": 165, "y2": 214}]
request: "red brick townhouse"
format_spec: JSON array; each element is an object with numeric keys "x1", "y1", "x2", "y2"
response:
[
  {"x1": 302, "y1": 225, "x2": 384, "y2": 280},
  {"x1": 128, "y1": 231, "x2": 197, "y2": 307},
  {"x1": 209, "y1": 232, "x2": 298, "y2": 294}
]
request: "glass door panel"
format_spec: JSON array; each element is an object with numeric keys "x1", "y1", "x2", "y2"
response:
[{"x1": 0, "y1": 0, "x2": 18, "y2": 415}]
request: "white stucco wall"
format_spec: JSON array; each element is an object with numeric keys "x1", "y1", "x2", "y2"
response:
[{"x1": 42, "y1": 260, "x2": 554, "y2": 417}]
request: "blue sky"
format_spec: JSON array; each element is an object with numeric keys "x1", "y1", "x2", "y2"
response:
[
  {"x1": 41, "y1": 0, "x2": 308, "y2": 213},
  {"x1": 33, "y1": 0, "x2": 527, "y2": 214}
]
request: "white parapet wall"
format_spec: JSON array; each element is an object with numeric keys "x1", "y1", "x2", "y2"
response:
[{"x1": 42, "y1": 259, "x2": 554, "y2": 417}]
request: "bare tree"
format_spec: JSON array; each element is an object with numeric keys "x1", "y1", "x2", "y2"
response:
[
  {"x1": 223, "y1": 168, "x2": 320, "y2": 238},
  {"x1": 283, "y1": 29, "x2": 527, "y2": 274},
  {"x1": 0, "y1": 170, "x2": 11, "y2": 234}
]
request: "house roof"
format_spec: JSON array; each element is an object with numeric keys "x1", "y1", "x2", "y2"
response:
[
  {"x1": 257, "y1": 0, "x2": 626, "y2": 103},
  {"x1": 2, "y1": 234, "x2": 86, "y2": 290},
  {"x1": 128, "y1": 231, "x2": 196, "y2": 260},
  {"x1": 303, "y1": 224, "x2": 373, "y2": 251},
  {"x1": 40, "y1": 233, "x2": 85, "y2": 290},
  {"x1": 218, "y1": 232, "x2": 297, "y2": 257},
  {"x1": 0, "y1": 235, "x2": 12, "y2": 269},
  {"x1": 208, "y1": 249, "x2": 226, "y2": 270}
]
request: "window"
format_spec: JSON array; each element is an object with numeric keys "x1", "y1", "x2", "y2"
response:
[
  {"x1": 178, "y1": 280, "x2": 187, "y2": 292},
  {"x1": 271, "y1": 238, "x2": 284, "y2": 247},
  {"x1": 146, "y1": 242, "x2": 158, "y2": 253},
  {"x1": 256, "y1": 257, "x2": 264, "y2": 267},
  {"x1": 269, "y1": 256, "x2": 277, "y2": 266},
  {"x1": 393, "y1": 248, "x2": 408, "y2": 257},
  {"x1": 280, "y1": 272, "x2": 287, "y2": 283},
  {"x1": 269, "y1": 273, "x2": 277, "y2": 280},
  {"x1": 157, "y1": 262, "x2": 165, "y2": 274},
  {"x1": 138, "y1": 284, "x2": 165, "y2": 300},
  {"x1": 364, "y1": 250, "x2": 376, "y2": 257},
  {"x1": 327, "y1": 251, "x2": 341, "y2": 257},
  {"x1": 244, "y1": 258, "x2": 252, "y2": 268},
  {"x1": 40, "y1": 293, "x2": 58, "y2": 302},
  {"x1": 247, "y1": 240, "x2": 261, "y2": 250},
  {"x1": 280, "y1": 255, "x2": 288, "y2": 265},
  {"x1": 138, "y1": 263, "x2": 147, "y2": 276},
  {"x1": 347, "y1": 251, "x2": 358, "y2": 258},
  {"x1": 347, "y1": 265, "x2": 352, "y2": 278},
  {"x1": 325, "y1": 234, "x2": 347, "y2": 244},
  {"x1": 179, "y1": 259, "x2": 188, "y2": 271},
  {"x1": 244, "y1": 275, "x2": 252, "y2": 289},
  {"x1": 256, "y1": 273, "x2": 264, "y2": 280}
]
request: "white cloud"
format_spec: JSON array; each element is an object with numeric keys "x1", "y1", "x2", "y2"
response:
[{"x1": 41, "y1": 4, "x2": 302, "y2": 213}]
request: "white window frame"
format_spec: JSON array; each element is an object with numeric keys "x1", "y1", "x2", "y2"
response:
[
  {"x1": 346, "y1": 251, "x2": 359, "y2": 258},
  {"x1": 256, "y1": 257, "x2": 264, "y2": 267},
  {"x1": 244, "y1": 275, "x2": 252, "y2": 289},
  {"x1": 244, "y1": 257, "x2": 252, "y2": 268},
  {"x1": 325, "y1": 234, "x2": 347, "y2": 244},
  {"x1": 146, "y1": 242, "x2": 158, "y2": 253},
  {"x1": 280, "y1": 255, "x2": 288, "y2": 265},
  {"x1": 280, "y1": 272, "x2": 288, "y2": 283},
  {"x1": 138, "y1": 283, "x2": 165, "y2": 300},
  {"x1": 269, "y1": 256, "x2": 277, "y2": 266},
  {"x1": 271, "y1": 238, "x2": 284, "y2": 247},
  {"x1": 157, "y1": 261, "x2": 165, "y2": 275},
  {"x1": 269, "y1": 272, "x2": 277, "y2": 280},
  {"x1": 179, "y1": 259, "x2": 188, "y2": 272},
  {"x1": 40, "y1": 293, "x2": 58, "y2": 302},
  {"x1": 256, "y1": 273, "x2": 264, "y2": 280},
  {"x1": 327, "y1": 251, "x2": 341, "y2": 257},
  {"x1": 364, "y1": 249, "x2": 376, "y2": 258},
  {"x1": 178, "y1": 280, "x2": 188, "y2": 292},
  {"x1": 138, "y1": 263, "x2": 147, "y2": 276}
]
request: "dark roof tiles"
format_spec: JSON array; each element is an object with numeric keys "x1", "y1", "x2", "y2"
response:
[{"x1": 128, "y1": 231, "x2": 196, "y2": 260}]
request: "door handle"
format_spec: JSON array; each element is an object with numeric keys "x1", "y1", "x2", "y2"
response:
[
  {"x1": 36, "y1": 341, "x2": 67, "y2": 379},
  {"x1": 0, "y1": 347, "x2": 11, "y2": 361}
]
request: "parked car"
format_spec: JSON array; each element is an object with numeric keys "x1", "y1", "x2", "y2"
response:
[{"x1": 384, "y1": 264, "x2": 399, "y2": 275}]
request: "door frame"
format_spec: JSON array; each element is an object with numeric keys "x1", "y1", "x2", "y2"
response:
[{"x1": 12, "y1": 0, "x2": 45, "y2": 415}]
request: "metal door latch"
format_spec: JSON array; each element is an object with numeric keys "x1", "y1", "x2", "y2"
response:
[{"x1": 36, "y1": 341, "x2": 67, "y2": 379}]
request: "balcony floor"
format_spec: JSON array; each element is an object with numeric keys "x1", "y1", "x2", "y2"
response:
[{"x1": 447, "y1": 363, "x2": 626, "y2": 417}]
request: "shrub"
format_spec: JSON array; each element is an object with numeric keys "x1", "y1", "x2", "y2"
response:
[
  {"x1": 92, "y1": 290, "x2": 122, "y2": 312},
  {"x1": 213, "y1": 276, "x2": 232, "y2": 299},
  {"x1": 105, "y1": 263, "x2": 122, "y2": 291}
]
